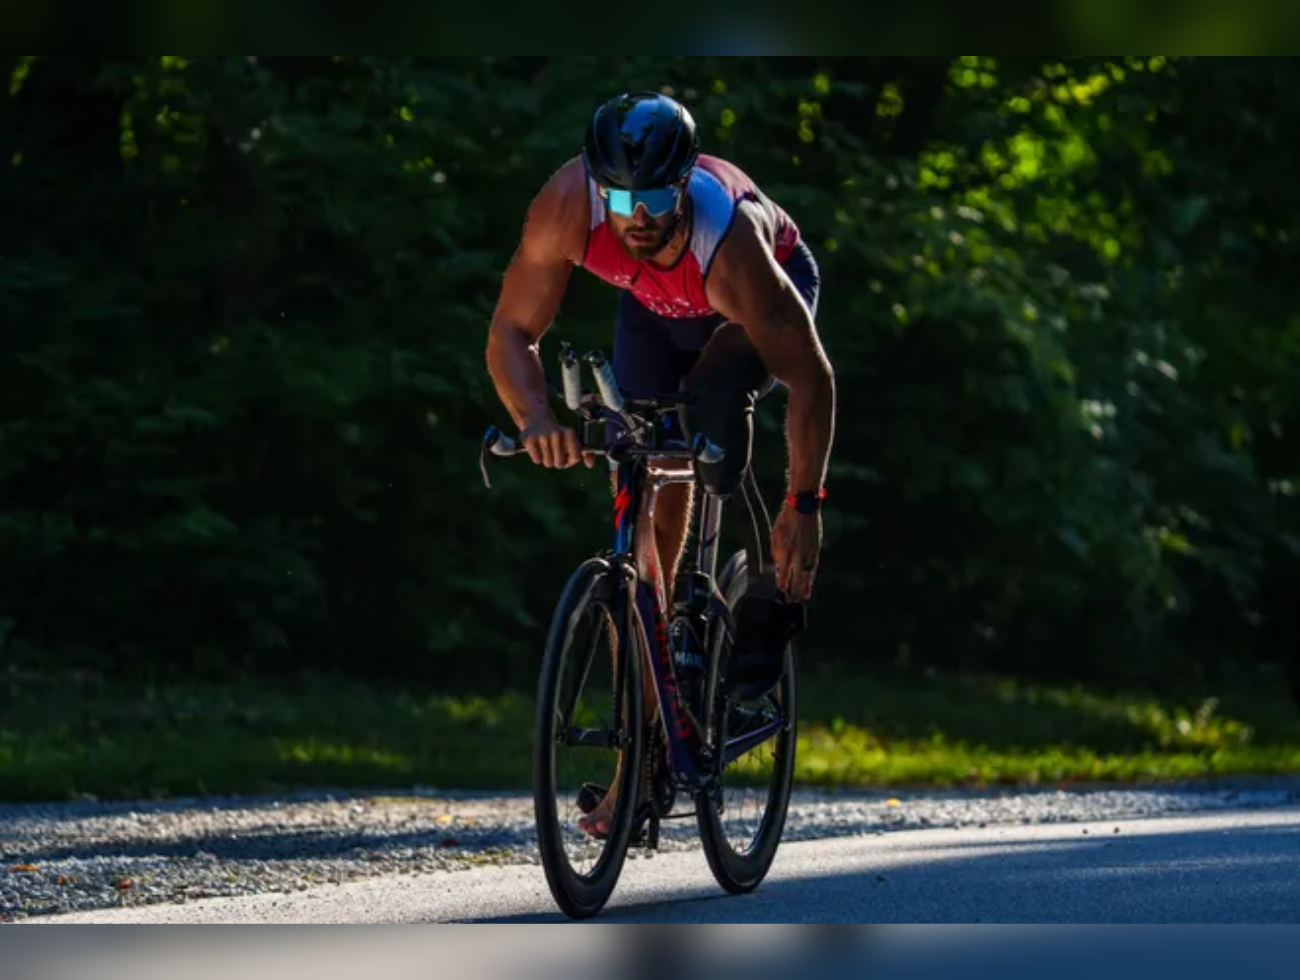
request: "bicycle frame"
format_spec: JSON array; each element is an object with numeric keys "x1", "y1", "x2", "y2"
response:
[
  {"x1": 480, "y1": 343, "x2": 789, "y2": 792},
  {"x1": 611, "y1": 443, "x2": 788, "y2": 788}
]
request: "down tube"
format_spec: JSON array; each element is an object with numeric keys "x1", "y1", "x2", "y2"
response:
[{"x1": 613, "y1": 462, "x2": 699, "y2": 779}]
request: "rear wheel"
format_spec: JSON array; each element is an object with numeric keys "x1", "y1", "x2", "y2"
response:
[
  {"x1": 533, "y1": 557, "x2": 646, "y2": 919},
  {"x1": 696, "y1": 550, "x2": 798, "y2": 895}
]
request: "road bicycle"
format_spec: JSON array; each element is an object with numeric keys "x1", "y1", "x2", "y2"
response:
[{"x1": 480, "y1": 342, "x2": 803, "y2": 920}]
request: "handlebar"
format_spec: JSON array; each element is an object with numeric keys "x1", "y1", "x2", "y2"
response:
[{"x1": 478, "y1": 344, "x2": 725, "y2": 489}]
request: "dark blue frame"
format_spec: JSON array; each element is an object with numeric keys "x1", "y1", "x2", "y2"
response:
[{"x1": 610, "y1": 450, "x2": 787, "y2": 782}]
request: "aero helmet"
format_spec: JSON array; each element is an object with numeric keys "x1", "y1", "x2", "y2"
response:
[{"x1": 582, "y1": 90, "x2": 700, "y2": 191}]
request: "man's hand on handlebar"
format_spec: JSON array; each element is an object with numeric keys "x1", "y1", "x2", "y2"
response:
[{"x1": 521, "y1": 414, "x2": 597, "y2": 470}]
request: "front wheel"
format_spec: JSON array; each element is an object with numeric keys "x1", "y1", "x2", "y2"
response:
[
  {"x1": 533, "y1": 557, "x2": 646, "y2": 920},
  {"x1": 696, "y1": 550, "x2": 798, "y2": 895}
]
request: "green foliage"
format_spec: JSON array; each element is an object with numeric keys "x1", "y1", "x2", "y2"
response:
[
  {"x1": 2, "y1": 667, "x2": 1296, "y2": 802},
  {"x1": 1, "y1": 56, "x2": 1298, "y2": 699}
]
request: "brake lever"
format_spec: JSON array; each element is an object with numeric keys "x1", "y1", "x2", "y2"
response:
[{"x1": 480, "y1": 426, "x2": 523, "y2": 489}]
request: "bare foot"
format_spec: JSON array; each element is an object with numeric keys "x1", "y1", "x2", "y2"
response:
[{"x1": 578, "y1": 790, "x2": 618, "y2": 839}]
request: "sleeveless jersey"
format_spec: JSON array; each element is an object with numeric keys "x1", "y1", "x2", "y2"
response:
[{"x1": 580, "y1": 154, "x2": 801, "y2": 319}]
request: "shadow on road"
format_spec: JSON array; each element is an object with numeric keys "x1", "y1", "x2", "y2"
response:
[{"x1": 473, "y1": 815, "x2": 1300, "y2": 925}]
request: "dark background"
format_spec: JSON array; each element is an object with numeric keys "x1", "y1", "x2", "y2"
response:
[{"x1": 2, "y1": 56, "x2": 1297, "y2": 702}]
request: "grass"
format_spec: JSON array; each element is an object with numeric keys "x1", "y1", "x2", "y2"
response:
[
  {"x1": 795, "y1": 667, "x2": 1300, "y2": 788},
  {"x1": 1, "y1": 666, "x2": 1298, "y2": 803}
]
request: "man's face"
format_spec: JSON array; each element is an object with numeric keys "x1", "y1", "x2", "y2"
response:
[{"x1": 601, "y1": 182, "x2": 687, "y2": 260}]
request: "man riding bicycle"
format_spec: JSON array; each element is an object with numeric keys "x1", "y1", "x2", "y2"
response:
[{"x1": 485, "y1": 90, "x2": 837, "y2": 836}]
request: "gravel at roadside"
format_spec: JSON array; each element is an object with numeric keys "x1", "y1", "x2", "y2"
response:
[{"x1": 3, "y1": 777, "x2": 1299, "y2": 922}]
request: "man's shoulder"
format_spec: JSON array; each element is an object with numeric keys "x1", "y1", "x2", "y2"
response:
[
  {"x1": 693, "y1": 154, "x2": 784, "y2": 225},
  {"x1": 535, "y1": 156, "x2": 588, "y2": 208},
  {"x1": 695, "y1": 153, "x2": 760, "y2": 188},
  {"x1": 693, "y1": 154, "x2": 799, "y2": 256},
  {"x1": 547, "y1": 155, "x2": 589, "y2": 194},
  {"x1": 526, "y1": 157, "x2": 590, "y2": 262}
]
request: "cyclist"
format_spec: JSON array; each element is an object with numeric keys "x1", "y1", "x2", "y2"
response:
[{"x1": 486, "y1": 90, "x2": 836, "y2": 836}]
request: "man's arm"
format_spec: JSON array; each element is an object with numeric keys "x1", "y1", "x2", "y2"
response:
[
  {"x1": 704, "y1": 204, "x2": 836, "y2": 600},
  {"x1": 485, "y1": 161, "x2": 589, "y2": 468},
  {"x1": 704, "y1": 204, "x2": 836, "y2": 499}
]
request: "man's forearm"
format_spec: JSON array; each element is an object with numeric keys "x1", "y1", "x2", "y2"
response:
[
  {"x1": 486, "y1": 325, "x2": 552, "y2": 430},
  {"x1": 785, "y1": 362, "x2": 836, "y2": 495}
]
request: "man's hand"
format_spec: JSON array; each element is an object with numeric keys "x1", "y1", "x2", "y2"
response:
[
  {"x1": 521, "y1": 414, "x2": 595, "y2": 470},
  {"x1": 771, "y1": 506, "x2": 822, "y2": 602}
]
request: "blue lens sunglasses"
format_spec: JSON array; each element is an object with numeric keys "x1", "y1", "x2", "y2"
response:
[{"x1": 602, "y1": 183, "x2": 684, "y2": 218}]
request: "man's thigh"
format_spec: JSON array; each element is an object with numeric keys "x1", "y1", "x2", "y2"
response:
[{"x1": 614, "y1": 296, "x2": 700, "y2": 396}]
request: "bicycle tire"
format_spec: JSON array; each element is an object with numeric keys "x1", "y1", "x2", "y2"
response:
[
  {"x1": 533, "y1": 556, "x2": 646, "y2": 920},
  {"x1": 696, "y1": 550, "x2": 798, "y2": 896}
]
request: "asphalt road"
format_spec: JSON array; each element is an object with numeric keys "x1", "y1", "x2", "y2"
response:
[{"x1": 35, "y1": 804, "x2": 1300, "y2": 924}]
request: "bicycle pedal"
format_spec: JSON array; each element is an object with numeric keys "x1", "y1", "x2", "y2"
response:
[{"x1": 575, "y1": 783, "x2": 607, "y2": 816}]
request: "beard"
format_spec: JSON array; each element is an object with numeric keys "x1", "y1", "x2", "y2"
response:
[{"x1": 620, "y1": 208, "x2": 683, "y2": 260}]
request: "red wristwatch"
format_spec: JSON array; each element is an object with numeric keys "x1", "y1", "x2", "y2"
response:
[{"x1": 786, "y1": 489, "x2": 826, "y2": 515}]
